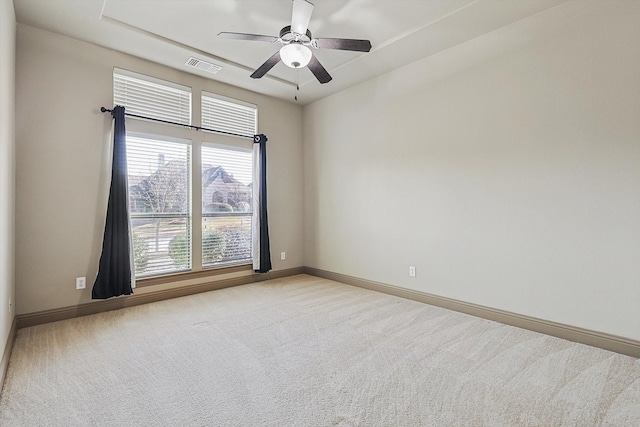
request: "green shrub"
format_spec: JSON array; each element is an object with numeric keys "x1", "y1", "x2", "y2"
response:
[
  {"x1": 168, "y1": 233, "x2": 189, "y2": 268},
  {"x1": 204, "y1": 203, "x2": 233, "y2": 213},
  {"x1": 132, "y1": 232, "x2": 148, "y2": 274},
  {"x1": 220, "y1": 226, "x2": 251, "y2": 261},
  {"x1": 170, "y1": 230, "x2": 226, "y2": 268},
  {"x1": 203, "y1": 229, "x2": 226, "y2": 265},
  {"x1": 234, "y1": 202, "x2": 251, "y2": 212}
]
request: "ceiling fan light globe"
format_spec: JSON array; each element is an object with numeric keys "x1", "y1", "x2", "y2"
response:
[{"x1": 280, "y1": 43, "x2": 312, "y2": 68}]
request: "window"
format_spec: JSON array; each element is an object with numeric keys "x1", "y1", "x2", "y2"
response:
[
  {"x1": 127, "y1": 135, "x2": 191, "y2": 277},
  {"x1": 202, "y1": 91, "x2": 257, "y2": 137},
  {"x1": 114, "y1": 69, "x2": 257, "y2": 279},
  {"x1": 114, "y1": 68, "x2": 191, "y2": 125},
  {"x1": 202, "y1": 145, "x2": 253, "y2": 268}
]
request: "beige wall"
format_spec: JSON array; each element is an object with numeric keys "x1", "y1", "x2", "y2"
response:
[
  {"x1": 13, "y1": 1, "x2": 640, "y2": 343},
  {"x1": 15, "y1": 25, "x2": 303, "y2": 315},
  {"x1": 0, "y1": 0, "x2": 16, "y2": 358},
  {"x1": 303, "y1": 1, "x2": 640, "y2": 341}
]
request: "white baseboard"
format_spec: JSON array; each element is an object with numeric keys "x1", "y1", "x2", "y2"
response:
[
  {"x1": 303, "y1": 267, "x2": 640, "y2": 358},
  {"x1": 16, "y1": 267, "x2": 304, "y2": 329},
  {"x1": 0, "y1": 315, "x2": 17, "y2": 394},
  {"x1": 14, "y1": 266, "x2": 639, "y2": 359}
]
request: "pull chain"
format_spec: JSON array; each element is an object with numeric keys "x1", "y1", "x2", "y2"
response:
[{"x1": 295, "y1": 69, "x2": 300, "y2": 102}]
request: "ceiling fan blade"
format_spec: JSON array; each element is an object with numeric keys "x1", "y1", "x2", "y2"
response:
[
  {"x1": 250, "y1": 51, "x2": 282, "y2": 79},
  {"x1": 291, "y1": 0, "x2": 314, "y2": 35},
  {"x1": 307, "y1": 55, "x2": 332, "y2": 84},
  {"x1": 313, "y1": 38, "x2": 372, "y2": 52},
  {"x1": 218, "y1": 32, "x2": 279, "y2": 43}
]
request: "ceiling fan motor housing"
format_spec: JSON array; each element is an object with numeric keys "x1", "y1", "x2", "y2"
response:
[{"x1": 279, "y1": 25, "x2": 312, "y2": 44}]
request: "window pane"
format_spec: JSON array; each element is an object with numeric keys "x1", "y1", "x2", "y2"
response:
[
  {"x1": 202, "y1": 217, "x2": 252, "y2": 268},
  {"x1": 128, "y1": 136, "x2": 190, "y2": 214},
  {"x1": 202, "y1": 144, "x2": 253, "y2": 267},
  {"x1": 202, "y1": 146, "x2": 252, "y2": 213},
  {"x1": 201, "y1": 92, "x2": 257, "y2": 137},
  {"x1": 127, "y1": 135, "x2": 191, "y2": 278},
  {"x1": 132, "y1": 218, "x2": 191, "y2": 276},
  {"x1": 114, "y1": 69, "x2": 192, "y2": 125}
]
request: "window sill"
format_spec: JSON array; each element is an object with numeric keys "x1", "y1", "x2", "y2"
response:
[{"x1": 135, "y1": 263, "x2": 253, "y2": 288}]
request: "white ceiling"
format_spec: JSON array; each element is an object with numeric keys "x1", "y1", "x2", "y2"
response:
[{"x1": 14, "y1": 0, "x2": 568, "y2": 105}]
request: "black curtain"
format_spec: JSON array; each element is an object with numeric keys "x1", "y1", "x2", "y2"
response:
[
  {"x1": 254, "y1": 134, "x2": 272, "y2": 273},
  {"x1": 92, "y1": 106, "x2": 133, "y2": 299}
]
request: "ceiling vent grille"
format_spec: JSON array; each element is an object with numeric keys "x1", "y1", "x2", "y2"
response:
[{"x1": 185, "y1": 57, "x2": 223, "y2": 74}]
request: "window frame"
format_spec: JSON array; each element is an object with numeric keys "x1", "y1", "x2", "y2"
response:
[
  {"x1": 201, "y1": 142, "x2": 254, "y2": 270},
  {"x1": 114, "y1": 68, "x2": 192, "y2": 126},
  {"x1": 126, "y1": 132, "x2": 193, "y2": 279},
  {"x1": 201, "y1": 91, "x2": 258, "y2": 137},
  {"x1": 112, "y1": 69, "x2": 259, "y2": 284}
]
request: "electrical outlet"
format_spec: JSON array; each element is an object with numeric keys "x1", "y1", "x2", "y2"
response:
[
  {"x1": 281, "y1": 251, "x2": 286, "y2": 261},
  {"x1": 409, "y1": 266, "x2": 416, "y2": 277},
  {"x1": 76, "y1": 277, "x2": 86, "y2": 290}
]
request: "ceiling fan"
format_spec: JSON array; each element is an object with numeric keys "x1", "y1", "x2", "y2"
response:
[{"x1": 218, "y1": 0, "x2": 372, "y2": 84}]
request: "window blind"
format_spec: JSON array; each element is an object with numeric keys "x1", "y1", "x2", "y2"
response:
[
  {"x1": 127, "y1": 135, "x2": 192, "y2": 277},
  {"x1": 201, "y1": 92, "x2": 257, "y2": 137},
  {"x1": 114, "y1": 68, "x2": 192, "y2": 126},
  {"x1": 201, "y1": 145, "x2": 253, "y2": 268}
]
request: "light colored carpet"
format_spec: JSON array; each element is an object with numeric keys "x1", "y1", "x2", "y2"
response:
[{"x1": 1, "y1": 274, "x2": 639, "y2": 426}]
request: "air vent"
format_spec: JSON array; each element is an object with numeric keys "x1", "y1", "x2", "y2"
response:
[{"x1": 185, "y1": 57, "x2": 223, "y2": 74}]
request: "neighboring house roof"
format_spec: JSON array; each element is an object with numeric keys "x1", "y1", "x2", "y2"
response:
[
  {"x1": 202, "y1": 165, "x2": 249, "y2": 189},
  {"x1": 128, "y1": 162, "x2": 250, "y2": 212},
  {"x1": 202, "y1": 165, "x2": 252, "y2": 212}
]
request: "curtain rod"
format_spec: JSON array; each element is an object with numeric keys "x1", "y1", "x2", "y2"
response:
[{"x1": 100, "y1": 107, "x2": 254, "y2": 140}]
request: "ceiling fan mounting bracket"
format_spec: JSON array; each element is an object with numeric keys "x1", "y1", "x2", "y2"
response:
[{"x1": 279, "y1": 25, "x2": 312, "y2": 44}]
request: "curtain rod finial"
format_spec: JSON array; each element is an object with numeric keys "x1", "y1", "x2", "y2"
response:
[{"x1": 254, "y1": 134, "x2": 268, "y2": 144}]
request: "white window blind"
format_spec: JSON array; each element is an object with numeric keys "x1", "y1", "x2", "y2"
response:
[
  {"x1": 114, "y1": 68, "x2": 192, "y2": 125},
  {"x1": 127, "y1": 135, "x2": 192, "y2": 277},
  {"x1": 201, "y1": 92, "x2": 257, "y2": 137},
  {"x1": 201, "y1": 145, "x2": 253, "y2": 268}
]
